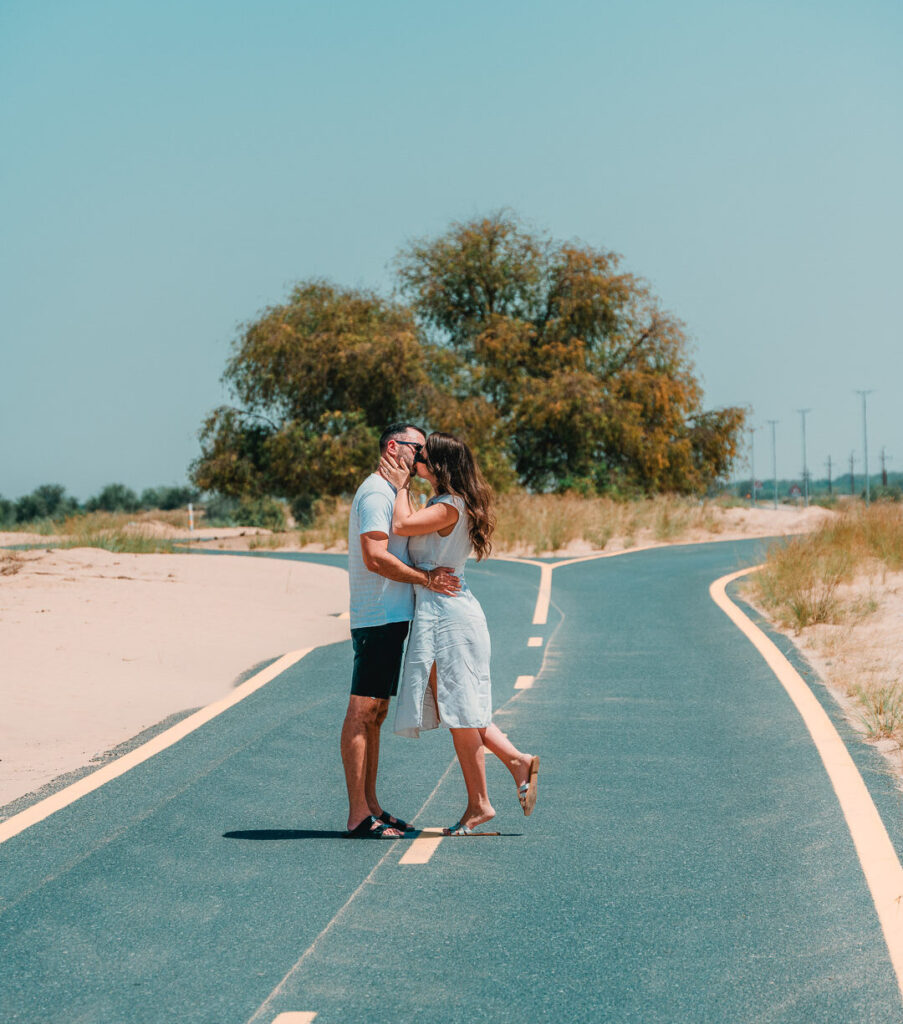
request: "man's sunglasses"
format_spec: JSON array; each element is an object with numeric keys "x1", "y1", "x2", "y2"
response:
[{"x1": 396, "y1": 440, "x2": 427, "y2": 465}]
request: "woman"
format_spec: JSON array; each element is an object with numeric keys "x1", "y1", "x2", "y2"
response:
[{"x1": 380, "y1": 432, "x2": 539, "y2": 835}]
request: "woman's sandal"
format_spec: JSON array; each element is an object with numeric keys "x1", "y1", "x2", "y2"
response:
[
  {"x1": 442, "y1": 820, "x2": 500, "y2": 836},
  {"x1": 378, "y1": 810, "x2": 415, "y2": 832},
  {"x1": 442, "y1": 821, "x2": 476, "y2": 836},
  {"x1": 345, "y1": 815, "x2": 403, "y2": 839},
  {"x1": 517, "y1": 755, "x2": 540, "y2": 816}
]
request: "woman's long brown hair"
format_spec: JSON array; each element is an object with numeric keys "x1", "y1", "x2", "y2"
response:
[{"x1": 424, "y1": 432, "x2": 496, "y2": 560}]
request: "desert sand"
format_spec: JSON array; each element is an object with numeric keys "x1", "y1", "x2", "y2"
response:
[
  {"x1": 0, "y1": 548, "x2": 350, "y2": 810},
  {"x1": 0, "y1": 503, "x2": 833, "y2": 815}
]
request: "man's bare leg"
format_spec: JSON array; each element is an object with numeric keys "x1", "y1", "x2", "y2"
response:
[
  {"x1": 364, "y1": 700, "x2": 389, "y2": 816},
  {"x1": 341, "y1": 695, "x2": 396, "y2": 832}
]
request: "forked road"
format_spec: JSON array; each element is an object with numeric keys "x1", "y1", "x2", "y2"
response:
[{"x1": 3, "y1": 540, "x2": 903, "y2": 1022}]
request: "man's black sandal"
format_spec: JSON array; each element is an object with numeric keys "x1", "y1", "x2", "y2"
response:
[
  {"x1": 345, "y1": 815, "x2": 401, "y2": 839},
  {"x1": 378, "y1": 811, "x2": 415, "y2": 832}
]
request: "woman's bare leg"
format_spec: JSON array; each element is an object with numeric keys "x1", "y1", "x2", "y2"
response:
[
  {"x1": 481, "y1": 723, "x2": 535, "y2": 790},
  {"x1": 449, "y1": 727, "x2": 495, "y2": 829}
]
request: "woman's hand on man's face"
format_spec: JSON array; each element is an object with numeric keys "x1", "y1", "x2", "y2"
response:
[{"x1": 379, "y1": 453, "x2": 411, "y2": 490}]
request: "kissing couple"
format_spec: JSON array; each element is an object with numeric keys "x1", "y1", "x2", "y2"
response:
[{"x1": 340, "y1": 423, "x2": 540, "y2": 838}]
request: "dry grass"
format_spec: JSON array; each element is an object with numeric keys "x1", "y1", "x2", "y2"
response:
[
  {"x1": 281, "y1": 492, "x2": 734, "y2": 555},
  {"x1": 293, "y1": 498, "x2": 352, "y2": 549},
  {"x1": 1, "y1": 551, "x2": 25, "y2": 576},
  {"x1": 749, "y1": 503, "x2": 903, "y2": 633},
  {"x1": 489, "y1": 493, "x2": 726, "y2": 555},
  {"x1": 27, "y1": 511, "x2": 177, "y2": 554},
  {"x1": 248, "y1": 532, "x2": 292, "y2": 551},
  {"x1": 746, "y1": 502, "x2": 903, "y2": 761},
  {"x1": 854, "y1": 685, "x2": 903, "y2": 740}
]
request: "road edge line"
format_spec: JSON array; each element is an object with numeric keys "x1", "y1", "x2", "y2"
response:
[
  {"x1": 711, "y1": 566, "x2": 903, "y2": 1001},
  {"x1": 0, "y1": 648, "x2": 312, "y2": 846}
]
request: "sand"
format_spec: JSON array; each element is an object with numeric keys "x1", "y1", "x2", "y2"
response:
[{"x1": 0, "y1": 548, "x2": 349, "y2": 809}]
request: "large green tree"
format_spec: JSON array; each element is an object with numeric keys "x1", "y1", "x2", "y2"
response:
[
  {"x1": 193, "y1": 215, "x2": 745, "y2": 507},
  {"x1": 396, "y1": 213, "x2": 745, "y2": 493},
  {"x1": 191, "y1": 281, "x2": 436, "y2": 515}
]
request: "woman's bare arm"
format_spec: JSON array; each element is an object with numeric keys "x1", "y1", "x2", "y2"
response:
[{"x1": 391, "y1": 494, "x2": 459, "y2": 537}]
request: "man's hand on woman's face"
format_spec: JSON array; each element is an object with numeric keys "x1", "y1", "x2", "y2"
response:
[{"x1": 379, "y1": 453, "x2": 411, "y2": 490}]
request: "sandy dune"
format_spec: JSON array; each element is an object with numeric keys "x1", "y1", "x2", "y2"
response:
[{"x1": 0, "y1": 548, "x2": 349, "y2": 809}]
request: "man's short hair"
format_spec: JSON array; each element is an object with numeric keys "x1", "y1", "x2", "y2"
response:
[{"x1": 379, "y1": 423, "x2": 425, "y2": 454}]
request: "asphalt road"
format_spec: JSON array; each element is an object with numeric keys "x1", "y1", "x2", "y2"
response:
[{"x1": 3, "y1": 540, "x2": 903, "y2": 1023}]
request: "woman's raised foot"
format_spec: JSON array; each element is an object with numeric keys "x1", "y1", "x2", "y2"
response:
[{"x1": 515, "y1": 755, "x2": 540, "y2": 816}]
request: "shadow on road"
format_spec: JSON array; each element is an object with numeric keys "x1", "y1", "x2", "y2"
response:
[
  {"x1": 222, "y1": 828, "x2": 525, "y2": 840},
  {"x1": 223, "y1": 829, "x2": 351, "y2": 840}
]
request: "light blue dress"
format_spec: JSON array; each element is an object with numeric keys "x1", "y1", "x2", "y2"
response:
[{"x1": 394, "y1": 494, "x2": 492, "y2": 738}]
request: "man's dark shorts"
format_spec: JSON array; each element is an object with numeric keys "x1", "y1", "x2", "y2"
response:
[{"x1": 350, "y1": 621, "x2": 410, "y2": 699}]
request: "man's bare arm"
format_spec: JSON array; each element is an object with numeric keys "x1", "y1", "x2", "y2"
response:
[{"x1": 360, "y1": 533, "x2": 460, "y2": 595}]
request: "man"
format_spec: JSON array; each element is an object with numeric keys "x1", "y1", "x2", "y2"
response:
[{"x1": 341, "y1": 423, "x2": 460, "y2": 838}]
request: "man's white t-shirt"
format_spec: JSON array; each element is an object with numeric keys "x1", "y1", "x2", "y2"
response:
[{"x1": 347, "y1": 473, "x2": 415, "y2": 629}]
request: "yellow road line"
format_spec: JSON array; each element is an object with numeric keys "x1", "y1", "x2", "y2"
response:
[
  {"x1": 272, "y1": 1013, "x2": 317, "y2": 1023},
  {"x1": 399, "y1": 827, "x2": 445, "y2": 865},
  {"x1": 532, "y1": 562, "x2": 554, "y2": 624},
  {"x1": 527, "y1": 636, "x2": 543, "y2": 647},
  {"x1": 0, "y1": 649, "x2": 312, "y2": 846},
  {"x1": 514, "y1": 675, "x2": 535, "y2": 690},
  {"x1": 497, "y1": 543, "x2": 665, "y2": 627},
  {"x1": 711, "y1": 567, "x2": 903, "y2": 1002}
]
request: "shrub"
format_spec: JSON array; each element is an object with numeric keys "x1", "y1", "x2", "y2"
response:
[
  {"x1": 86, "y1": 483, "x2": 140, "y2": 513},
  {"x1": 140, "y1": 485, "x2": 199, "y2": 511},
  {"x1": 14, "y1": 484, "x2": 80, "y2": 523},
  {"x1": 201, "y1": 493, "x2": 287, "y2": 530},
  {"x1": 237, "y1": 496, "x2": 287, "y2": 531},
  {"x1": 0, "y1": 496, "x2": 15, "y2": 528}
]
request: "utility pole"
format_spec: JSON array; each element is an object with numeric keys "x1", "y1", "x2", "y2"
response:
[
  {"x1": 881, "y1": 446, "x2": 889, "y2": 488},
  {"x1": 749, "y1": 426, "x2": 757, "y2": 507},
  {"x1": 768, "y1": 420, "x2": 779, "y2": 509},
  {"x1": 798, "y1": 408, "x2": 811, "y2": 507},
  {"x1": 825, "y1": 455, "x2": 833, "y2": 496},
  {"x1": 855, "y1": 390, "x2": 873, "y2": 506}
]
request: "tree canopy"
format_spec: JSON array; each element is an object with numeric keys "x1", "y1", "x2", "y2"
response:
[{"x1": 192, "y1": 213, "x2": 745, "y2": 506}]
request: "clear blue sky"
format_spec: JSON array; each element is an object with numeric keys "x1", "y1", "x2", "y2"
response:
[{"x1": 2, "y1": 0, "x2": 900, "y2": 499}]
